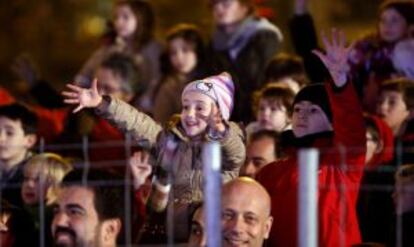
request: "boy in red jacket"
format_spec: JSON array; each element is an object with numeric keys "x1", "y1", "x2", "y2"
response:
[{"x1": 256, "y1": 29, "x2": 366, "y2": 247}]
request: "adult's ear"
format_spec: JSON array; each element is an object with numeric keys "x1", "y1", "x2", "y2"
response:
[
  {"x1": 102, "y1": 218, "x2": 122, "y2": 243},
  {"x1": 263, "y1": 216, "x2": 274, "y2": 239},
  {"x1": 25, "y1": 134, "x2": 37, "y2": 149}
]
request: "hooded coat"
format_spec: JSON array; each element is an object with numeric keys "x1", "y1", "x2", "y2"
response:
[{"x1": 257, "y1": 80, "x2": 366, "y2": 247}]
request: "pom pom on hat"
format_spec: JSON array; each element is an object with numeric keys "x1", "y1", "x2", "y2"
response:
[
  {"x1": 182, "y1": 72, "x2": 235, "y2": 120},
  {"x1": 293, "y1": 84, "x2": 333, "y2": 123}
]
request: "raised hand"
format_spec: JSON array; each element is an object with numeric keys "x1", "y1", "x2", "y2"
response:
[
  {"x1": 62, "y1": 78, "x2": 103, "y2": 113},
  {"x1": 207, "y1": 103, "x2": 226, "y2": 135},
  {"x1": 129, "y1": 151, "x2": 152, "y2": 190},
  {"x1": 312, "y1": 29, "x2": 353, "y2": 87}
]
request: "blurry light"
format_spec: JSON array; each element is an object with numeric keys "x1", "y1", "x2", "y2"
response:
[{"x1": 80, "y1": 15, "x2": 106, "y2": 39}]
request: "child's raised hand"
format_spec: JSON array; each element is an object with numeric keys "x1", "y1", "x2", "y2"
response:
[
  {"x1": 129, "y1": 151, "x2": 152, "y2": 190},
  {"x1": 207, "y1": 103, "x2": 226, "y2": 135},
  {"x1": 312, "y1": 29, "x2": 353, "y2": 87},
  {"x1": 62, "y1": 78, "x2": 103, "y2": 113}
]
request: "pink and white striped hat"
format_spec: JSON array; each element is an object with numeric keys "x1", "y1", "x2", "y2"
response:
[{"x1": 182, "y1": 72, "x2": 235, "y2": 120}]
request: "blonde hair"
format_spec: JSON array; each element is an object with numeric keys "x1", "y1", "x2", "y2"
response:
[{"x1": 24, "y1": 153, "x2": 73, "y2": 204}]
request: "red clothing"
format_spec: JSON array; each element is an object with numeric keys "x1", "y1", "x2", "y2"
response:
[
  {"x1": 31, "y1": 106, "x2": 69, "y2": 142},
  {"x1": 257, "y1": 81, "x2": 366, "y2": 247},
  {"x1": 0, "y1": 87, "x2": 15, "y2": 105},
  {"x1": 89, "y1": 117, "x2": 126, "y2": 172}
]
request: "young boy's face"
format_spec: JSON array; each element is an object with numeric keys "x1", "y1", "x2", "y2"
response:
[
  {"x1": 0, "y1": 117, "x2": 35, "y2": 167},
  {"x1": 376, "y1": 90, "x2": 409, "y2": 133},
  {"x1": 181, "y1": 91, "x2": 216, "y2": 137},
  {"x1": 21, "y1": 168, "x2": 48, "y2": 205},
  {"x1": 257, "y1": 99, "x2": 290, "y2": 133},
  {"x1": 292, "y1": 101, "x2": 333, "y2": 138}
]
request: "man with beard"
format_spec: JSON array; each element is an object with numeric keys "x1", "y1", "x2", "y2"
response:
[
  {"x1": 221, "y1": 177, "x2": 273, "y2": 247},
  {"x1": 51, "y1": 169, "x2": 124, "y2": 247}
]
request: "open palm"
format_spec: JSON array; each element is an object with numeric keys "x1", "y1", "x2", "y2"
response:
[
  {"x1": 62, "y1": 78, "x2": 103, "y2": 113},
  {"x1": 129, "y1": 151, "x2": 152, "y2": 190},
  {"x1": 312, "y1": 29, "x2": 353, "y2": 87}
]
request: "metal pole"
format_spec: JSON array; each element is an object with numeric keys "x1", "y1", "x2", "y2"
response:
[
  {"x1": 298, "y1": 148, "x2": 319, "y2": 247},
  {"x1": 202, "y1": 141, "x2": 222, "y2": 247}
]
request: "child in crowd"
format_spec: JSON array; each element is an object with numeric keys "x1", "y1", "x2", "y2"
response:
[
  {"x1": 20, "y1": 153, "x2": 72, "y2": 246},
  {"x1": 376, "y1": 78, "x2": 413, "y2": 136},
  {"x1": 246, "y1": 84, "x2": 295, "y2": 137},
  {"x1": 377, "y1": 78, "x2": 414, "y2": 164},
  {"x1": 257, "y1": 30, "x2": 366, "y2": 246},
  {"x1": 62, "y1": 72, "x2": 245, "y2": 242},
  {"x1": 349, "y1": 0, "x2": 414, "y2": 112},
  {"x1": 21, "y1": 153, "x2": 72, "y2": 207},
  {"x1": 153, "y1": 24, "x2": 207, "y2": 124},
  {"x1": 0, "y1": 103, "x2": 38, "y2": 207},
  {"x1": 263, "y1": 52, "x2": 309, "y2": 94},
  {"x1": 75, "y1": 0, "x2": 161, "y2": 112},
  {"x1": 357, "y1": 115, "x2": 395, "y2": 245}
]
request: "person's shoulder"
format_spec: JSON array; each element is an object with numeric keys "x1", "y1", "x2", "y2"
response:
[{"x1": 256, "y1": 160, "x2": 285, "y2": 183}]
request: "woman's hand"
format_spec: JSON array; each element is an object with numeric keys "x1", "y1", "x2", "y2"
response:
[
  {"x1": 62, "y1": 78, "x2": 103, "y2": 113},
  {"x1": 312, "y1": 29, "x2": 353, "y2": 87},
  {"x1": 129, "y1": 151, "x2": 152, "y2": 190}
]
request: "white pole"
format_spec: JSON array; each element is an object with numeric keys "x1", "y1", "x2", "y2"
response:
[
  {"x1": 298, "y1": 148, "x2": 319, "y2": 247},
  {"x1": 202, "y1": 141, "x2": 222, "y2": 247}
]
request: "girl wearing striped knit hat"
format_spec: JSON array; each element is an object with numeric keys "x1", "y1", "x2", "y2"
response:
[{"x1": 62, "y1": 72, "x2": 245, "y2": 242}]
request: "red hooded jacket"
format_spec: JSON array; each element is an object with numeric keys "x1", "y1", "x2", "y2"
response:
[{"x1": 257, "y1": 81, "x2": 366, "y2": 247}]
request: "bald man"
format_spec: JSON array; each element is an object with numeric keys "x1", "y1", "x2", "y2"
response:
[{"x1": 221, "y1": 177, "x2": 273, "y2": 247}]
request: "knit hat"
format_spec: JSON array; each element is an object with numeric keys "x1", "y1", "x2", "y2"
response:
[
  {"x1": 182, "y1": 72, "x2": 235, "y2": 120},
  {"x1": 293, "y1": 84, "x2": 333, "y2": 123}
]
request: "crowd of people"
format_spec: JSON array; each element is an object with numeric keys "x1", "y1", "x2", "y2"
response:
[{"x1": 1, "y1": 0, "x2": 414, "y2": 246}]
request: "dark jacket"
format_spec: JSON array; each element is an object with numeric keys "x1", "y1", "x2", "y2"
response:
[{"x1": 208, "y1": 16, "x2": 282, "y2": 123}]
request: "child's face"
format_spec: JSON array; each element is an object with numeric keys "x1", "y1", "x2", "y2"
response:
[
  {"x1": 0, "y1": 117, "x2": 34, "y2": 166},
  {"x1": 378, "y1": 8, "x2": 408, "y2": 43},
  {"x1": 181, "y1": 91, "x2": 215, "y2": 137},
  {"x1": 113, "y1": 4, "x2": 138, "y2": 39},
  {"x1": 21, "y1": 168, "x2": 49, "y2": 205},
  {"x1": 211, "y1": 0, "x2": 249, "y2": 26},
  {"x1": 292, "y1": 101, "x2": 333, "y2": 138},
  {"x1": 169, "y1": 37, "x2": 197, "y2": 75},
  {"x1": 365, "y1": 130, "x2": 381, "y2": 165},
  {"x1": 376, "y1": 91, "x2": 409, "y2": 132},
  {"x1": 257, "y1": 99, "x2": 290, "y2": 132}
]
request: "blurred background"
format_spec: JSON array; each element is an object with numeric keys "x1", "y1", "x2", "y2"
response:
[{"x1": 0, "y1": 0, "x2": 381, "y2": 94}]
